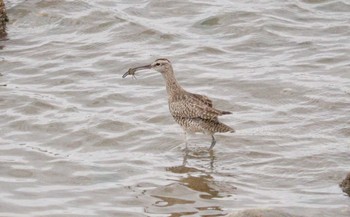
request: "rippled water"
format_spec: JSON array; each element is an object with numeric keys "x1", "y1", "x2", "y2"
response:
[{"x1": 1, "y1": 0, "x2": 350, "y2": 216}]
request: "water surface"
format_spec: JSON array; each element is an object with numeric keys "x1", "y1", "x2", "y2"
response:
[{"x1": 1, "y1": 0, "x2": 350, "y2": 216}]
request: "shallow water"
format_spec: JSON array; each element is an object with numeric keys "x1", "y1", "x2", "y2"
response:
[{"x1": 1, "y1": 0, "x2": 350, "y2": 216}]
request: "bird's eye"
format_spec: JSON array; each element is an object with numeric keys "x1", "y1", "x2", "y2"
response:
[{"x1": 155, "y1": 63, "x2": 160, "y2": 66}]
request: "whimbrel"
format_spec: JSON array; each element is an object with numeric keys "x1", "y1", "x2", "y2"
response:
[{"x1": 123, "y1": 58, "x2": 234, "y2": 149}]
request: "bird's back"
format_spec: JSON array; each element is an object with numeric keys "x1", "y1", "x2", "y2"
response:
[{"x1": 168, "y1": 90, "x2": 234, "y2": 134}]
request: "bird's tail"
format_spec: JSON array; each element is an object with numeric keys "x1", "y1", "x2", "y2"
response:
[
  {"x1": 216, "y1": 122, "x2": 235, "y2": 133},
  {"x1": 203, "y1": 120, "x2": 235, "y2": 133},
  {"x1": 217, "y1": 110, "x2": 234, "y2": 132},
  {"x1": 221, "y1": 111, "x2": 232, "y2": 115}
]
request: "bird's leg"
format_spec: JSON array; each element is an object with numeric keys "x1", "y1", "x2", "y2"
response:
[
  {"x1": 182, "y1": 132, "x2": 189, "y2": 165},
  {"x1": 209, "y1": 149, "x2": 215, "y2": 170},
  {"x1": 209, "y1": 135, "x2": 216, "y2": 150},
  {"x1": 184, "y1": 131, "x2": 188, "y2": 149}
]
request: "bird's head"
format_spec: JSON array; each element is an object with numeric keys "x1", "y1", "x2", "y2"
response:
[
  {"x1": 123, "y1": 58, "x2": 172, "y2": 78},
  {"x1": 150, "y1": 58, "x2": 172, "y2": 73}
]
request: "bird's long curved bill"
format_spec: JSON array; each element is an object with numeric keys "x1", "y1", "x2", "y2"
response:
[{"x1": 122, "y1": 64, "x2": 152, "y2": 78}]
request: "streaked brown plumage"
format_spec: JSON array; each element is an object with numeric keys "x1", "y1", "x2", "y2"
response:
[{"x1": 123, "y1": 58, "x2": 234, "y2": 149}]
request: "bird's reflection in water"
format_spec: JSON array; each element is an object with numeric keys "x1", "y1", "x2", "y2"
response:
[
  {"x1": 181, "y1": 147, "x2": 216, "y2": 170},
  {"x1": 151, "y1": 148, "x2": 230, "y2": 216},
  {"x1": 167, "y1": 148, "x2": 220, "y2": 199}
]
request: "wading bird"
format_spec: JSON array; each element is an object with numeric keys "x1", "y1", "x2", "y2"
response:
[{"x1": 123, "y1": 58, "x2": 234, "y2": 149}]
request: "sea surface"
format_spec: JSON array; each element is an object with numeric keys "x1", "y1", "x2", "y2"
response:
[{"x1": 1, "y1": 0, "x2": 349, "y2": 216}]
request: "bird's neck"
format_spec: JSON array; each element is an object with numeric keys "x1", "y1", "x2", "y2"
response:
[{"x1": 162, "y1": 67, "x2": 184, "y2": 96}]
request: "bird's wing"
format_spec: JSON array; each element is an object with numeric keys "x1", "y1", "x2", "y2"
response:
[
  {"x1": 190, "y1": 93, "x2": 232, "y2": 115},
  {"x1": 169, "y1": 95, "x2": 224, "y2": 120},
  {"x1": 191, "y1": 93, "x2": 213, "y2": 107}
]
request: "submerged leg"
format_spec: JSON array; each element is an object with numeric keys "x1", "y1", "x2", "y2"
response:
[
  {"x1": 184, "y1": 131, "x2": 188, "y2": 149},
  {"x1": 209, "y1": 135, "x2": 216, "y2": 150},
  {"x1": 182, "y1": 146, "x2": 189, "y2": 166}
]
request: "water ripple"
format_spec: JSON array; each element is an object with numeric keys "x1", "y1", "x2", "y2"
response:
[{"x1": 1, "y1": 0, "x2": 350, "y2": 216}]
